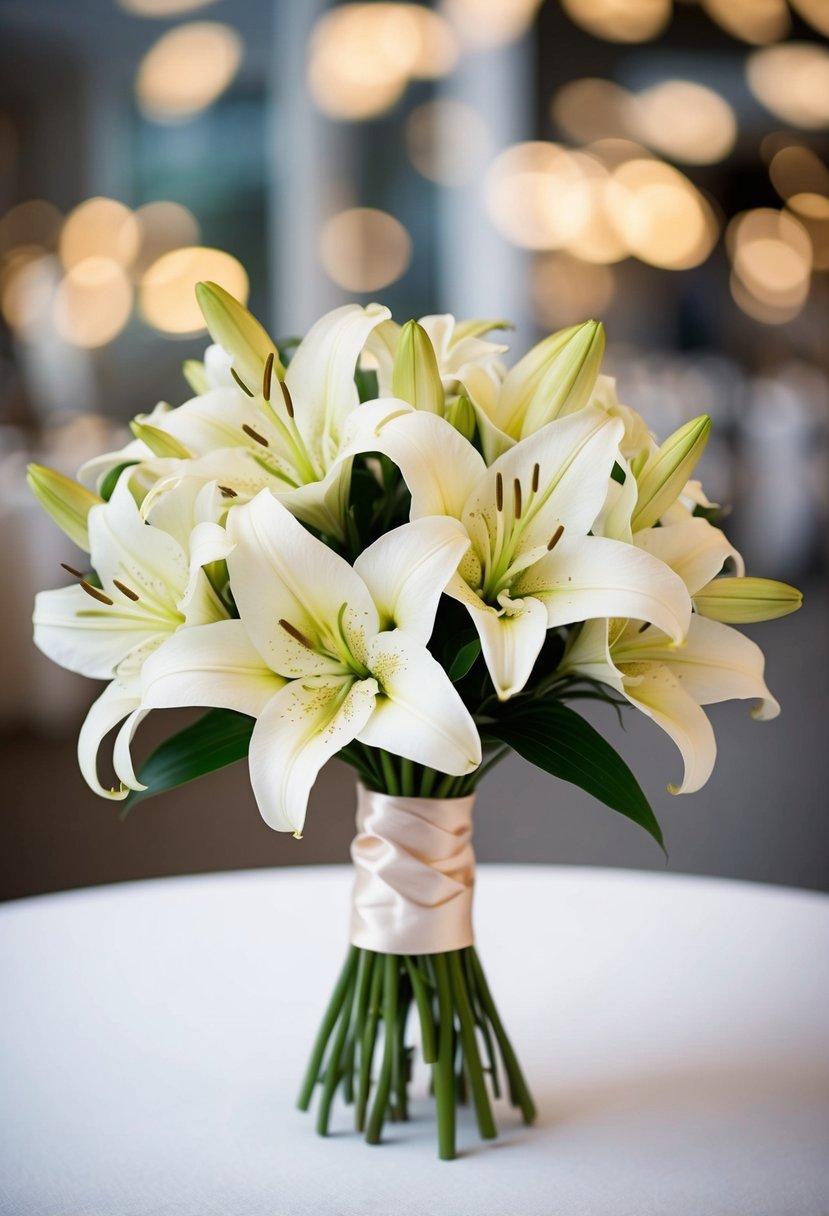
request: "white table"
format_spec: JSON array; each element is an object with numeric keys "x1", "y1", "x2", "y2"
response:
[{"x1": 2, "y1": 866, "x2": 828, "y2": 1215}]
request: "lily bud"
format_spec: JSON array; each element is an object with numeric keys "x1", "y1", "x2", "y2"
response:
[
  {"x1": 27, "y1": 464, "x2": 102, "y2": 553},
  {"x1": 445, "y1": 393, "x2": 476, "y2": 441},
  {"x1": 508, "y1": 319, "x2": 605, "y2": 438},
  {"x1": 129, "y1": 419, "x2": 192, "y2": 461},
  {"x1": 392, "y1": 320, "x2": 443, "y2": 414},
  {"x1": 631, "y1": 415, "x2": 711, "y2": 533},
  {"x1": 693, "y1": 577, "x2": 803, "y2": 623},
  {"x1": 195, "y1": 281, "x2": 284, "y2": 397}
]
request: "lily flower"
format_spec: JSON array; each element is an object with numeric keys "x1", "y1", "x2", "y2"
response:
[
  {"x1": 369, "y1": 408, "x2": 691, "y2": 700},
  {"x1": 365, "y1": 313, "x2": 509, "y2": 399},
  {"x1": 138, "y1": 491, "x2": 481, "y2": 836},
  {"x1": 32, "y1": 476, "x2": 229, "y2": 798},
  {"x1": 560, "y1": 517, "x2": 782, "y2": 794},
  {"x1": 81, "y1": 287, "x2": 401, "y2": 540}
]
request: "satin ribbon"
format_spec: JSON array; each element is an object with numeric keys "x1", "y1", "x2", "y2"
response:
[{"x1": 349, "y1": 784, "x2": 476, "y2": 955}]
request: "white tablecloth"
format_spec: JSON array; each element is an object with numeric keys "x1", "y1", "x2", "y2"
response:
[{"x1": 2, "y1": 866, "x2": 828, "y2": 1215}]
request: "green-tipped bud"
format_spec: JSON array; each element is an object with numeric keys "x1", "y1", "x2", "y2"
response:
[
  {"x1": 506, "y1": 320, "x2": 606, "y2": 438},
  {"x1": 130, "y1": 419, "x2": 192, "y2": 460},
  {"x1": 27, "y1": 464, "x2": 102, "y2": 553},
  {"x1": 392, "y1": 320, "x2": 443, "y2": 414},
  {"x1": 693, "y1": 577, "x2": 803, "y2": 624},
  {"x1": 195, "y1": 280, "x2": 284, "y2": 397},
  {"x1": 631, "y1": 415, "x2": 711, "y2": 533},
  {"x1": 182, "y1": 358, "x2": 209, "y2": 395},
  {"x1": 445, "y1": 393, "x2": 476, "y2": 441}
]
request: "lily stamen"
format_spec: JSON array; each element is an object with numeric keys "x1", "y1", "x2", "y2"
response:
[
  {"x1": 230, "y1": 367, "x2": 254, "y2": 397},
  {"x1": 280, "y1": 381, "x2": 295, "y2": 419},
  {"x1": 547, "y1": 525, "x2": 564, "y2": 551},
  {"x1": 61, "y1": 563, "x2": 83, "y2": 577},
  {"x1": 638, "y1": 621, "x2": 651, "y2": 634},
  {"x1": 219, "y1": 485, "x2": 238, "y2": 498},
  {"x1": 531, "y1": 463, "x2": 540, "y2": 493},
  {"x1": 80, "y1": 581, "x2": 114, "y2": 606},
  {"x1": 279, "y1": 618, "x2": 315, "y2": 651},
  {"x1": 242, "y1": 423, "x2": 270, "y2": 448},
  {"x1": 495, "y1": 472, "x2": 504, "y2": 512},
  {"x1": 113, "y1": 579, "x2": 140, "y2": 602},
  {"x1": 513, "y1": 479, "x2": 523, "y2": 520},
  {"x1": 262, "y1": 352, "x2": 274, "y2": 402}
]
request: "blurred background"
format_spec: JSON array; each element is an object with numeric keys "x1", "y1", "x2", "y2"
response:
[{"x1": 1, "y1": 0, "x2": 827, "y2": 902}]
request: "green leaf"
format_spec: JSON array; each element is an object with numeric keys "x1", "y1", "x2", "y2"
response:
[
  {"x1": 100, "y1": 461, "x2": 139, "y2": 502},
  {"x1": 610, "y1": 460, "x2": 627, "y2": 486},
  {"x1": 447, "y1": 638, "x2": 482, "y2": 682},
  {"x1": 121, "y1": 708, "x2": 255, "y2": 814},
  {"x1": 354, "y1": 367, "x2": 379, "y2": 403},
  {"x1": 486, "y1": 701, "x2": 665, "y2": 853}
]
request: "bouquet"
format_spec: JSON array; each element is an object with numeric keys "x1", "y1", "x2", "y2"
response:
[{"x1": 29, "y1": 284, "x2": 801, "y2": 1159}]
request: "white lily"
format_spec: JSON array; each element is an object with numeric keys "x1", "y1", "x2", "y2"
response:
[
  {"x1": 138, "y1": 491, "x2": 481, "y2": 836},
  {"x1": 82, "y1": 290, "x2": 402, "y2": 540},
  {"x1": 561, "y1": 517, "x2": 780, "y2": 794},
  {"x1": 366, "y1": 314, "x2": 509, "y2": 398},
  {"x1": 369, "y1": 408, "x2": 691, "y2": 701},
  {"x1": 32, "y1": 476, "x2": 229, "y2": 798}
]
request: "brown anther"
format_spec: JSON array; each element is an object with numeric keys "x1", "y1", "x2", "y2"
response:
[
  {"x1": 80, "y1": 580, "x2": 114, "y2": 606},
  {"x1": 219, "y1": 485, "x2": 238, "y2": 498},
  {"x1": 531, "y1": 463, "x2": 540, "y2": 493},
  {"x1": 242, "y1": 423, "x2": 269, "y2": 447},
  {"x1": 230, "y1": 367, "x2": 254, "y2": 397},
  {"x1": 280, "y1": 379, "x2": 295, "y2": 419},
  {"x1": 262, "y1": 352, "x2": 274, "y2": 402},
  {"x1": 638, "y1": 621, "x2": 652, "y2": 634},
  {"x1": 113, "y1": 579, "x2": 139, "y2": 602},
  {"x1": 61, "y1": 563, "x2": 83, "y2": 578},
  {"x1": 279, "y1": 618, "x2": 315, "y2": 651},
  {"x1": 495, "y1": 472, "x2": 504, "y2": 512},
  {"x1": 547, "y1": 524, "x2": 564, "y2": 551},
  {"x1": 513, "y1": 478, "x2": 522, "y2": 520}
]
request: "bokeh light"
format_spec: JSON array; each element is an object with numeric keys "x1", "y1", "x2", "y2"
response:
[
  {"x1": 551, "y1": 78, "x2": 635, "y2": 144},
  {"x1": 560, "y1": 0, "x2": 671, "y2": 43},
  {"x1": 747, "y1": 44, "x2": 829, "y2": 130},
  {"x1": 118, "y1": 0, "x2": 219, "y2": 13},
  {"x1": 53, "y1": 258, "x2": 133, "y2": 348},
  {"x1": 0, "y1": 254, "x2": 57, "y2": 338},
  {"x1": 728, "y1": 208, "x2": 813, "y2": 324},
  {"x1": 318, "y1": 208, "x2": 412, "y2": 291},
  {"x1": 700, "y1": 0, "x2": 790, "y2": 45},
  {"x1": 533, "y1": 252, "x2": 616, "y2": 328},
  {"x1": 136, "y1": 22, "x2": 243, "y2": 123},
  {"x1": 406, "y1": 101, "x2": 493, "y2": 187},
  {"x1": 132, "y1": 202, "x2": 201, "y2": 278},
  {"x1": 0, "y1": 200, "x2": 62, "y2": 258},
  {"x1": 139, "y1": 246, "x2": 248, "y2": 334},
  {"x1": 768, "y1": 145, "x2": 829, "y2": 202},
  {"x1": 60, "y1": 197, "x2": 141, "y2": 272},
  {"x1": 441, "y1": 0, "x2": 541, "y2": 49},
  {"x1": 609, "y1": 159, "x2": 719, "y2": 269},
  {"x1": 635, "y1": 81, "x2": 737, "y2": 165}
]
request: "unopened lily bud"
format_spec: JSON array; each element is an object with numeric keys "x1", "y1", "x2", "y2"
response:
[
  {"x1": 27, "y1": 464, "x2": 102, "y2": 553},
  {"x1": 195, "y1": 281, "x2": 284, "y2": 398},
  {"x1": 694, "y1": 577, "x2": 803, "y2": 623},
  {"x1": 445, "y1": 393, "x2": 476, "y2": 440},
  {"x1": 130, "y1": 419, "x2": 192, "y2": 461},
  {"x1": 632, "y1": 415, "x2": 711, "y2": 533},
  {"x1": 392, "y1": 320, "x2": 443, "y2": 414},
  {"x1": 515, "y1": 319, "x2": 605, "y2": 437}
]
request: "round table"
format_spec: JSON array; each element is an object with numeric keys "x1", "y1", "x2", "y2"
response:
[{"x1": 2, "y1": 865, "x2": 828, "y2": 1215}]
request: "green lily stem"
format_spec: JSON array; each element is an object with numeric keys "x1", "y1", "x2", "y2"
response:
[
  {"x1": 432, "y1": 953, "x2": 457, "y2": 1161},
  {"x1": 297, "y1": 945, "x2": 358, "y2": 1111}
]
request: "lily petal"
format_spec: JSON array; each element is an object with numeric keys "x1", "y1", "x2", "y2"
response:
[
  {"x1": 354, "y1": 516, "x2": 470, "y2": 642},
  {"x1": 371, "y1": 410, "x2": 486, "y2": 520},
  {"x1": 635, "y1": 517, "x2": 744, "y2": 594},
  {"x1": 33, "y1": 584, "x2": 167, "y2": 680},
  {"x1": 358, "y1": 629, "x2": 481, "y2": 772},
  {"x1": 514, "y1": 534, "x2": 691, "y2": 643},
  {"x1": 447, "y1": 575, "x2": 549, "y2": 700},
  {"x1": 250, "y1": 674, "x2": 378, "y2": 834},
  {"x1": 619, "y1": 661, "x2": 717, "y2": 795},
  {"x1": 77, "y1": 678, "x2": 141, "y2": 799}
]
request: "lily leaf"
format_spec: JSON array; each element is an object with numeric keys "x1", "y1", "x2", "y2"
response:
[
  {"x1": 448, "y1": 638, "x2": 482, "y2": 682},
  {"x1": 486, "y1": 701, "x2": 665, "y2": 853},
  {"x1": 121, "y1": 708, "x2": 254, "y2": 814},
  {"x1": 100, "y1": 461, "x2": 139, "y2": 502}
]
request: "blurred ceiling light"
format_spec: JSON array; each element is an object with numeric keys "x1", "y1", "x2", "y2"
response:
[
  {"x1": 0, "y1": 199, "x2": 62, "y2": 257},
  {"x1": 609, "y1": 159, "x2": 718, "y2": 269},
  {"x1": 132, "y1": 201, "x2": 201, "y2": 277},
  {"x1": 726, "y1": 206, "x2": 812, "y2": 263},
  {"x1": 560, "y1": 0, "x2": 671, "y2": 43},
  {"x1": 768, "y1": 145, "x2": 829, "y2": 201},
  {"x1": 788, "y1": 192, "x2": 829, "y2": 220},
  {"x1": 550, "y1": 78, "x2": 636, "y2": 143},
  {"x1": 532, "y1": 252, "x2": 616, "y2": 328},
  {"x1": 53, "y1": 258, "x2": 133, "y2": 349},
  {"x1": 308, "y1": 6, "x2": 456, "y2": 121},
  {"x1": 700, "y1": 0, "x2": 790, "y2": 45},
  {"x1": 405, "y1": 100, "x2": 493, "y2": 187},
  {"x1": 747, "y1": 44, "x2": 829, "y2": 129},
  {"x1": 553, "y1": 157, "x2": 630, "y2": 263},
  {"x1": 139, "y1": 246, "x2": 248, "y2": 334},
  {"x1": 60, "y1": 197, "x2": 141, "y2": 272},
  {"x1": 0, "y1": 253, "x2": 57, "y2": 338},
  {"x1": 441, "y1": 0, "x2": 541, "y2": 49},
  {"x1": 119, "y1": 0, "x2": 218, "y2": 13},
  {"x1": 318, "y1": 208, "x2": 412, "y2": 291},
  {"x1": 484, "y1": 142, "x2": 595, "y2": 250},
  {"x1": 136, "y1": 22, "x2": 242, "y2": 123},
  {"x1": 789, "y1": 0, "x2": 829, "y2": 37},
  {"x1": 634, "y1": 80, "x2": 737, "y2": 164},
  {"x1": 729, "y1": 270, "x2": 806, "y2": 325},
  {"x1": 727, "y1": 207, "x2": 812, "y2": 321},
  {"x1": 587, "y1": 138, "x2": 651, "y2": 167}
]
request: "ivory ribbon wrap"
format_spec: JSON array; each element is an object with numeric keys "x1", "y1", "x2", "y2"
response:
[{"x1": 349, "y1": 784, "x2": 476, "y2": 955}]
